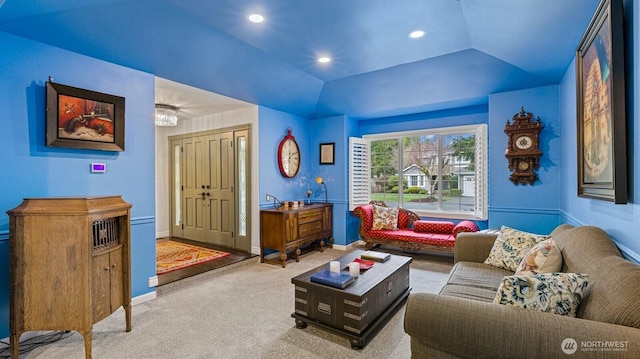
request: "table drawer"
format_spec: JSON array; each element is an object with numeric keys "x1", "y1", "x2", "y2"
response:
[
  {"x1": 298, "y1": 209, "x2": 323, "y2": 223},
  {"x1": 299, "y1": 221, "x2": 322, "y2": 237}
]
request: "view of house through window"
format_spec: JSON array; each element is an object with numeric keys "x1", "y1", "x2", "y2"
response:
[{"x1": 360, "y1": 124, "x2": 487, "y2": 219}]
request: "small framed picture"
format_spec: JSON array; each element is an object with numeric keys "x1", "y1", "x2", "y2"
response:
[{"x1": 319, "y1": 142, "x2": 335, "y2": 165}]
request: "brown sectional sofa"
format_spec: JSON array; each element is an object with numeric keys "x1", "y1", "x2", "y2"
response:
[{"x1": 404, "y1": 224, "x2": 640, "y2": 358}]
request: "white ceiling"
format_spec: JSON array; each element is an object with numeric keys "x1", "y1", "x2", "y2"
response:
[{"x1": 155, "y1": 77, "x2": 253, "y2": 121}]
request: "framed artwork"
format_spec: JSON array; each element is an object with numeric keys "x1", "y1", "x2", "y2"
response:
[
  {"x1": 46, "y1": 81, "x2": 125, "y2": 151},
  {"x1": 576, "y1": 0, "x2": 626, "y2": 204},
  {"x1": 319, "y1": 142, "x2": 335, "y2": 165}
]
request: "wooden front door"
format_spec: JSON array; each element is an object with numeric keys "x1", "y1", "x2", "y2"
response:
[{"x1": 170, "y1": 125, "x2": 250, "y2": 251}]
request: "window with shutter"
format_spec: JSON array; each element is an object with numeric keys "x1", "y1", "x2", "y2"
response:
[{"x1": 349, "y1": 124, "x2": 487, "y2": 220}]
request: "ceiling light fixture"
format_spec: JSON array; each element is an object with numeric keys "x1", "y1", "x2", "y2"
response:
[
  {"x1": 318, "y1": 57, "x2": 331, "y2": 64},
  {"x1": 155, "y1": 104, "x2": 178, "y2": 126},
  {"x1": 409, "y1": 30, "x2": 426, "y2": 39},
  {"x1": 248, "y1": 14, "x2": 264, "y2": 23}
]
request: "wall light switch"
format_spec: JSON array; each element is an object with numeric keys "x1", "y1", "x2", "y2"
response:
[{"x1": 91, "y1": 163, "x2": 106, "y2": 173}]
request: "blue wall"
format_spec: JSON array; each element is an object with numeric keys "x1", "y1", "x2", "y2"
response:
[
  {"x1": 487, "y1": 85, "x2": 562, "y2": 233},
  {"x1": 555, "y1": 0, "x2": 639, "y2": 263},
  {"x1": 257, "y1": 107, "x2": 352, "y2": 245},
  {"x1": 0, "y1": 31, "x2": 157, "y2": 338},
  {"x1": 258, "y1": 106, "x2": 317, "y2": 204}
]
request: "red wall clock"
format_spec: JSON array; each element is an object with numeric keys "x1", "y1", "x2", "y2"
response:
[{"x1": 277, "y1": 128, "x2": 300, "y2": 178}]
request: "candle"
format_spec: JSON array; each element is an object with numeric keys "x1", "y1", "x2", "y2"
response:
[
  {"x1": 348, "y1": 262, "x2": 360, "y2": 277},
  {"x1": 329, "y1": 261, "x2": 340, "y2": 273}
]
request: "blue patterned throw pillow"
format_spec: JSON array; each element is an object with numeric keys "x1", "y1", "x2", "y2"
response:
[{"x1": 493, "y1": 272, "x2": 589, "y2": 316}]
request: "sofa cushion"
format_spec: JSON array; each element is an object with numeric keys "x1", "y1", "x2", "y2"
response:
[
  {"x1": 445, "y1": 261, "x2": 512, "y2": 291},
  {"x1": 372, "y1": 204, "x2": 398, "y2": 230},
  {"x1": 515, "y1": 239, "x2": 562, "y2": 275},
  {"x1": 484, "y1": 226, "x2": 550, "y2": 272},
  {"x1": 493, "y1": 272, "x2": 589, "y2": 316},
  {"x1": 439, "y1": 284, "x2": 498, "y2": 303},
  {"x1": 414, "y1": 220, "x2": 454, "y2": 234}
]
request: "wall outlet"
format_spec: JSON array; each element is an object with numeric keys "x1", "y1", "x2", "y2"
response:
[{"x1": 148, "y1": 276, "x2": 158, "y2": 288}]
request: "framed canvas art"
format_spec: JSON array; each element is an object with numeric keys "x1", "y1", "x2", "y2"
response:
[
  {"x1": 576, "y1": 0, "x2": 626, "y2": 203},
  {"x1": 46, "y1": 81, "x2": 125, "y2": 151}
]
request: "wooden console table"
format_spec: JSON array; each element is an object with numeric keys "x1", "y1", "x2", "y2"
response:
[{"x1": 260, "y1": 203, "x2": 333, "y2": 267}]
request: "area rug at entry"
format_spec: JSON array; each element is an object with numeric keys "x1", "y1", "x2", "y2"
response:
[{"x1": 156, "y1": 241, "x2": 230, "y2": 275}]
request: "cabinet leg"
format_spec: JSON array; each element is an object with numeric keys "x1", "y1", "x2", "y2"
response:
[
  {"x1": 295, "y1": 319, "x2": 308, "y2": 329},
  {"x1": 81, "y1": 331, "x2": 92, "y2": 359},
  {"x1": 295, "y1": 247, "x2": 301, "y2": 262},
  {"x1": 10, "y1": 332, "x2": 20, "y2": 359},
  {"x1": 350, "y1": 338, "x2": 365, "y2": 350},
  {"x1": 124, "y1": 303, "x2": 132, "y2": 332},
  {"x1": 319, "y1": 240, "x2": 325, "y2": 252},
  {"x1": 280, "y1": 252, "x2": 287, "y2": 268}
]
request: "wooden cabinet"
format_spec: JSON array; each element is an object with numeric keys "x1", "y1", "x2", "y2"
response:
[
  {"x1": 92, "y1": 248, "x2": 124, "y2": 323},
  {"x1": 7, "y1": 196, "x2": 132, "y2": 359},
  {"x1": 260, "y1": 203, "x2": 333, "y2": 267}
]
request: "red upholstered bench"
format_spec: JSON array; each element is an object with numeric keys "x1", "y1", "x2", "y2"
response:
[{"x1": 353, "y1": 203, "x2": 479, "y2": 253}]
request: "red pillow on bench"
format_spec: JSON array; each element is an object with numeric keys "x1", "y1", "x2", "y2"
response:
[
  {"x1": 414, "y1": 220, "x2": 455, "y2": 234},
  {"x1": 452, "y1": 220, "x2": 479, "y2": 238}
]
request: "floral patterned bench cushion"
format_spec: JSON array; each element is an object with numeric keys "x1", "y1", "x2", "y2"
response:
[
  {"x1": 354, "y1": 204, "x2": 413, "y2": 229},
  {"x1": 372, "y1": 204, "x2": 399, "y2": 230}
]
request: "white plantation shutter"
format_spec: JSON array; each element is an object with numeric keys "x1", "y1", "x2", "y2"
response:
[
  {"x1": 349, "y1": 137, "x2": 370, "y2": 210},
  {"x1": 474, "y1": 124, "x2": 488, "y2": 220}
]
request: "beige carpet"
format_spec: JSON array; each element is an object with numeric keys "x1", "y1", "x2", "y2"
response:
[{"x1": 20, "y1": 246, "x2": 453, "y2": 359}]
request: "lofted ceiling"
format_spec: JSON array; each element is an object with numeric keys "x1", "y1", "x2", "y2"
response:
[{"x1": 0, "y1": 0, "x2": 600, "y2": 120}]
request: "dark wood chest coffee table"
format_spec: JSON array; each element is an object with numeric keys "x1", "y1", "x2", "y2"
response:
[{"x1": 291, "y1": 250, "x2": 412, "y2": 349}]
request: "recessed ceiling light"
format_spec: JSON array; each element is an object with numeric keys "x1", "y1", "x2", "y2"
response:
[
  {"x1": 409, "y1": 30, "x2": 426, "y2": 39},
  {"x1": 248, "y1": 14, "x2": 264, "y2": 23},
  {"x1": 318, "y1": 57, "x2": 331, "y2": 63}
]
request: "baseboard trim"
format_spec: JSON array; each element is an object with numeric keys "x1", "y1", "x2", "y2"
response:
[{"x1": 132, "y1": 290, "x2": 157, "y2": 306}]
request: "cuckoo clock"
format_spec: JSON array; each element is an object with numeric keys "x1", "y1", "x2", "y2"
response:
[{"x1": 504, "y1": 108, "x2": 544, "y2": 185}]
